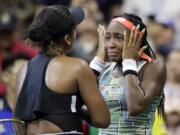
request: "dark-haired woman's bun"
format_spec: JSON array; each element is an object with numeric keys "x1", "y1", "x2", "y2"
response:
[{"x1": 27, "y1": 20, "x2": 52, "y2": 47}]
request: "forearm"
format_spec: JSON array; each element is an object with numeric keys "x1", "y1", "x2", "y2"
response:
[
  {"x1": 80, "y1": 105, "x2": 110, "y2": 128},
  {"x1": 124, "y1": 75, "x2": 147, "y2": 114},
  {"x1": 122, "y1": 58, "x2": 146, "y2": 105}
]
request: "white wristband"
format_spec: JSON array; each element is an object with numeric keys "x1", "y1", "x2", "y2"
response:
[
  {"x1": 122, "y1": 59, "x2": 138, "y2": 72},
  {"x1": 90, "y1": 56, "x2": 106, "y2": 73}
]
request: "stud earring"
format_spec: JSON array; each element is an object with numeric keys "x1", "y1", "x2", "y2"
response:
[{"x1": 67, "y1": 41, "x2": 71, "y2": 46}]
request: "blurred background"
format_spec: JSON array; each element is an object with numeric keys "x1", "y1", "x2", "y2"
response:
[{"x1": 1, "y1": 0, "x2": 180, "y2": 135}]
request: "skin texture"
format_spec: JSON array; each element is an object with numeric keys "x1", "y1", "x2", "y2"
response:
[
  {"x1": 14, "y1": 30, "x2": 110, "y2": 134},
  {"x1": 98, "y1": 21, "x2": 166, "y2": 116}
]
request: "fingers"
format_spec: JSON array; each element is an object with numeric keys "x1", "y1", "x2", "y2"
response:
[
  {"x1": 98, "y1": 25, "x2": 105, "y2": 39},
  {"x1": 138, "y1": 45, "x2": 148, "y2": 57},
  {"x1": 97, "y1": 24, "x2": 106, "y2": 59},
  {"x1": 128, "y1": 26, "x2": 135, "y2": 47},
  {"x1": 123, "y1": 31, "x2": 127, "y2": 50},
  {"x1": 97, "y1": 24, "x2": 101, "y2": 33},
  {"x1": 98, "y1": 24, "x2": 105, "y2": 33},
  {"x1": 132, "y1": 24, "x2": 140, "y2": 47},
  {"x1": 124, "y1": 31, "x2": 127, "y2": 44},
  {"x1": 123, "y1": 24, "x2": 147, "y2": 60},
  {"x1": 98, "y1": 24, "x2": 106, "y2": 46},
  {"x1": 136, "y1": 28, "x2": 145, "y2": 48},
  {"x1": 129, "y1": 25, "x2": 145, "y2": 48}
]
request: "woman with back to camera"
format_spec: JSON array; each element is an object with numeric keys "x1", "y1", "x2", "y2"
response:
[
  {"x1": 13, "y1": 5, "x2": 110, "y2": 135},
  {"x1": 90, "y1": 13, "x2": 166, "y2": 134}
]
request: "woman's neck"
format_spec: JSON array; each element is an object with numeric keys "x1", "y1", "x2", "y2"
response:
[
  {"x1": 112, "y1": 63, "x2": 123, "y2": 78},
  {"x1": 46, "y1": 46, "x2": 65, "y2": 56},
  {"x1": 117, "y1": 61, "x2": 122, "y2": 68}
]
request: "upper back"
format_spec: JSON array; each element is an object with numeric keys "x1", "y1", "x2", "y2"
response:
[
  {"x1": 45, "y1": 54, "x2": 88, "y2": 94},
  {"x1": 16, "y1": 53, "x2": 88, "y2": 95},
  {"x1": 14, "y1": 53, "x2": 85, "y2": 120}
]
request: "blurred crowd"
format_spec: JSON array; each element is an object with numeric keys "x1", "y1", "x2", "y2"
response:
[{"x1": 0, "y1": 0, "x2": 180, "y2": 135}]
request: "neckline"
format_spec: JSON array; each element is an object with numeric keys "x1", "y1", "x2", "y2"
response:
[{"x1": 109, "y1": 63, "x2": 123, "y2": 79}]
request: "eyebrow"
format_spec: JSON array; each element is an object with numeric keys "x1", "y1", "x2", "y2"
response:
[
  {"x1": 106, "y1": 32, "x2": 124, "y2": 37},
  {"x1": 114, "y1": 33, "x2": 124, "y2": 37}
]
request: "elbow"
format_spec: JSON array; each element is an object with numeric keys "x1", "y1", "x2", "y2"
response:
[
  {"x1": 102, "y1": 117, "x2": 111, "y2": 128},
  {"x1": 127, "y1": 104, "x2": 145, "y2": 116},
  {"x1": 92, "y1": 119, "x2": 110, "y2": 128},
  {"x1": 128, "y1": 109, "x2": 140, "y2": 116},
  {"x1": 92, "y1": 113, "x2": 110, "y2": 128}
]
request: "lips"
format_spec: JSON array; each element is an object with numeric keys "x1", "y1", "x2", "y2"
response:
[{"x1": 107, "y1": 50, "x2": 119, "y2": 56}]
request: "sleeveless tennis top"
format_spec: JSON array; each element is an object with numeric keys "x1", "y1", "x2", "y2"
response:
[
  {"x1": 14, "y1": 53, "x2": 84, "y2": 132},
  {"x1": 98, "y1": 61, "x2": 162, "y2": 135}
]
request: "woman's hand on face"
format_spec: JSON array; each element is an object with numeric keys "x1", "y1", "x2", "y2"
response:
[
  {"x1": 97, "y1": 24, "x2": 106, "y2": 61},
  {"x1": 122, "y1": 25, "x2": 147, "y2": 60}
]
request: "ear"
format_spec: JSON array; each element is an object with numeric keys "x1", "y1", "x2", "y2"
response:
[{"x1": 64, "y1": 34, "x2": 71, "y2": 45}]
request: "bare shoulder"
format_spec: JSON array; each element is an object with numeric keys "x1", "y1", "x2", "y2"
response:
[
  {"x1": 67, "y1": 57, "x2": 91, "y2": 71},
  {"x1": 68, "y1": 57, "x2": 95, "y2": 78},
  {"x1": 70, "y1": 57, "x2": 89, "y2": 66},
  {"x1": 139, "y1": 60, "x2": 166, "y2": 83},
  {"x1": 52, "y1": 56, "x2": 89, "y2": 69},
  {"x1": 145, "y1": 60, "x2": 166, "y2": 75}
]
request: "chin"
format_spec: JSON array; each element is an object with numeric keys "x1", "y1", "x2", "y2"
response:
[{"x1": 108, "y1": 56, "x2": 121, "y2": 62}]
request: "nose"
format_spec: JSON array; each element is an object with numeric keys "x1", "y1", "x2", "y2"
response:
[{"x1": 108, "y1": 37, "x2": 116, "y2": 48}]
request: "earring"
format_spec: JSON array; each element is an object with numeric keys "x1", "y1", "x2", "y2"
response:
[{"x1": 67, "y1": 41, "x2": 71, "y2": 46}]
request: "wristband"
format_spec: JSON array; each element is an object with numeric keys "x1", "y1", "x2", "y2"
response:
[
  {"x1": 122, "y1": 59, "x2": 138, "y2": 76},
  {"x1": 123, "y1": 70, "x2": 138, "y2": 76},
  {"x1": 90, "y1": 56, "x2": 106, "y2": 73}
]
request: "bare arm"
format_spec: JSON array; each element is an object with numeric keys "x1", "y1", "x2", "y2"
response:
[
  {"x1": 122, "y1": 25, "x2": 166, "y2": 116},
  {"x1": 76, "y1": 61, "x2": 110, "y2": 128},
  {"x1": 124, "y1": 60, "x2": 166, "y2": 115}
]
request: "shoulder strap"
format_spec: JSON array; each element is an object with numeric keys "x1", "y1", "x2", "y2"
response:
[{"x1": 99, "y1": 62, "x2": 116, "y2": 82}]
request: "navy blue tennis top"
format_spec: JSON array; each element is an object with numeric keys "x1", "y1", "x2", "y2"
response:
[{"x1": 14, "y1": 53, "x2": 84, "y2": 132}]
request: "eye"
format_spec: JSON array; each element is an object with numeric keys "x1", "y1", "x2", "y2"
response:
[
  {"x1": 117, "y1": 36, "x2": 124, "y2": 40},
  {"x1": 115, "y1": 34, "x2": 124, "y2": 41},
  {"x1": 105, "y1": 33, "x2": 111, "y2": 40}
]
